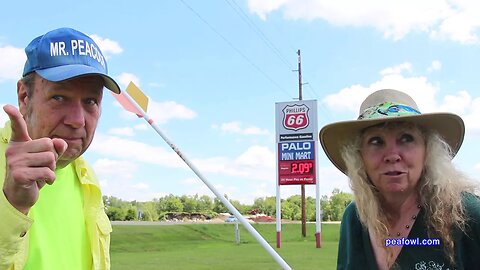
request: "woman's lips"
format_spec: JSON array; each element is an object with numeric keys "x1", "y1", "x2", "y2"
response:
[{"x1": 384, "y1": 171, "x2": 405, "y2": 176}]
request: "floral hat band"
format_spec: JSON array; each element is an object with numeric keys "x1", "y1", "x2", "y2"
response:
[{"x1": 358, "y1": 102, "x2": 421, "y2": 120}]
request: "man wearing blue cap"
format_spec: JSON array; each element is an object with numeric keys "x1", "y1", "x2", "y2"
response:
[{"x1": 0, "y1": 27, "x2": 121, "y2": 270}]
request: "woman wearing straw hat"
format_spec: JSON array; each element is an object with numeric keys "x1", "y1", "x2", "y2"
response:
[{"x1": 319, "y1": 89, "x2": 480, "y2": 269}]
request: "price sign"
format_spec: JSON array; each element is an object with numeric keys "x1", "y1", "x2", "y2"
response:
[
  {"x1": 275, "y1": 100, "x2": 320, "y2": 246},
  {"x1": 291, "y1": 161, "x2": 314, "y2": 174},
  {"x1": 279, "y1": 160, "x2": 314, "y2": 174},
  {"x1": 278, "y1": 141, "x2": 316, "y2": 185},
  {"x1": 275, "y1": 100, "x2": 318, "y2": 185}
]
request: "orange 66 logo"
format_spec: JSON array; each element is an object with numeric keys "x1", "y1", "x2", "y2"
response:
[{"x1": 282, "y1": 104, "x2": 309, "y2": 131}]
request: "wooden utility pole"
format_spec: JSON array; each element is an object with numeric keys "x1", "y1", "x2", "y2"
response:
[
  {"x1": 296, "y1": 49, "x2": 307, "y2": 238},
  {"x1": 298, "y1": 49, "x2": 303, "y2": 101}
]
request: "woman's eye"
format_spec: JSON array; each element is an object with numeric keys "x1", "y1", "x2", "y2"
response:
[
  {"x1": 367, "y1": 136, "x2": 383, "y2": 145},
  {"x1": 400, "y1": 133, "x2": 414, "y2": 143}
]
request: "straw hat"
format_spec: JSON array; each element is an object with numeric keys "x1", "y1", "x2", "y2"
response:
[{"x1": 319, "y1": 89, "x2": 465, "y2": 174}]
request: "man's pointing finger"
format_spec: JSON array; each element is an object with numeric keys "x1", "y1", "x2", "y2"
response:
[{"x1": 3, "y1": 105, "x2": 31, "y2": 142}]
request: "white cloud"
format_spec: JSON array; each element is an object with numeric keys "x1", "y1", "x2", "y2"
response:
[
  {"x1": 148, "y1": 100, "x2": 197, "y2": 124},
  {"x1": 111, "y1": 94, "x2": 197, "y2": 124},
  {"x1": 134, "y1": 123, "x2": 148, "y2": 130},
  {"x1": 247, "y1": 0, "x2": 289, "y2": 20},
  {"x1": 93, "y1": 158, "x2": 139, "y2": 180},
  {"x1": 108, "y1": 80, "x2": 193, "y2": 125},
  {"x1": 243, "y1": 126, "x2": 269, "y2": 135},
  {"x1": 438, "y1": 90, "x2": 471, "y2": 115},
  {"x1": 131, "y1": 182, "x2": 149, "y2": 190},
  {"x1": 176, "y1": 144, "x2": 285, "y2": 202},
  {"x1": 191, "y1": 145, "x2": 275, "y2": 181},
  {"x1": 435, "y1": 91, "x2": 480, "y2": 136},
  {"x1": 235, "y1": 145, "x2": 275, "y2": 168},
  {"x1": 431, "y1": 2, "x2": 480, "y2": 44},
  {"x1": 93, "y1": 158, "x2": 164, "y2": 202},
  {"x1": 427, "y1": 60, "x2": 442, "y2": 73},
  {"x1": 323, "y1": 64, "x2": 439, "y2": 115},
  {"x1": 181, "y1": 177, "x2": 242, "y2": 203},
  {"x1": 89, "y1": 34, "x2": 123, "y2": 56},
  {"x1": 90, "y1": 133, "x2": 186, "y2": 168},
  {"x1": 213, "y1": 121, "x2": 270, "y2": 136},
  {"x1": 108, "y1": 127, "x2": 135, "y2": 136},
  {"x1": 0, "y1": 46, "x2": 25, "y2": 82},
  {"x1": 248, "y1": 0, "x2": 480, "y2": 43},
  {"x1": 380, "y1": 62, "x2": 412, "y2": 76},
  {"x1": 461, "y1": 96, "x2": 480, "y2": 136},
  {"x1": 182, "y1": 177, "x2": 202, "y2": 185},
  {"x1": 116, "y1": 73, "x2": 140, "y2": 89},
  {"x1": 216, "y1": 122, "x2": 242, "y2": 133},
  {"x1": 322, "y1": 63, "x2": 480, "y2": 136},
  {"x1": 322, "y1": 84, "x2": 373, "y2": 115}
]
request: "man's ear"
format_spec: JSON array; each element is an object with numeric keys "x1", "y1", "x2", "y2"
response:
[{"x1": 17, "y1": 79, "x2": 29, "y2": 116}]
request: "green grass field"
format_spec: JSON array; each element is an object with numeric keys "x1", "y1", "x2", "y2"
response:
[{"x1": 111, "y1": 222, "x2": 340, "y2": 270}]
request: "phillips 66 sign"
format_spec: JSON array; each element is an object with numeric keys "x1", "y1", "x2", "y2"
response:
[
  {"x1": 282, "y1": 104, "x2": 309, "y2": 131},
  {"x1": 275, "y1": 100, "x2": 318, "y2": 185}
]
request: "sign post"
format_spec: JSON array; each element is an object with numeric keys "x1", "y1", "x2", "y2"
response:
[{"x1": 275, "y1": 99, "x2": 321, "y2": 248}]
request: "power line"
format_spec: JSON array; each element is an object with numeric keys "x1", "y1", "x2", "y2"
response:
[
  {"x1": 264, "y1": 15, "x2": 327, "y2": 104},
  {"x1": 223, "y1": 0, "x2": 294, "y2": 70},
  {"x1": 179, "y1": 0, "x2": 293, "y2": 99},
  {"x1": 305, "y1": 83, "x2": 319, "y2": 99},
  {"x1": 305, "y1": 83, "x2": 335, "y2": 122},
  {"x1": 221, "y1": 1, "x2": 334, "y2": 122}
]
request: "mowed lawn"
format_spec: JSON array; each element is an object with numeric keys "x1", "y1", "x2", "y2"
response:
[{"x1": 111, "y1": 222, "x2": 340, "y2": 270}]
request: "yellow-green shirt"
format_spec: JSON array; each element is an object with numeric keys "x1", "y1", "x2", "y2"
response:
[
  {"x1": 0, "y1": 121, "x2": 112, "y2": 270},
  {"x1": 23, "y1": 163, "x2": 92, "y2": 269}
]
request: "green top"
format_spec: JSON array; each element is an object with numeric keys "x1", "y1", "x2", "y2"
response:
[
  {"x1": 23, "y1": 163, "x2": 92, "y2": 270},
  {"x1": 0, "y1": 121, "x2": 112, "y2": 270},
  {"x1": 337, "y1": 193, "x2": 480, "y2": 270}
]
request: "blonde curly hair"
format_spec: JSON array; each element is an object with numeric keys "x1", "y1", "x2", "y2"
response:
[{"x1": 341, "y1": 122, "x2": 478, "y2": 267}]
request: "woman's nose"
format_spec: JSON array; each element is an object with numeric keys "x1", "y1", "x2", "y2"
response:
[{"x1": 384, "y1": 150, "x2": 401, "y2": 163}]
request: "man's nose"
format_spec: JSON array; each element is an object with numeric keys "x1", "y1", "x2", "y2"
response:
[{"x1": 64, "y1": 101, "x2": 85, "y2": 128}]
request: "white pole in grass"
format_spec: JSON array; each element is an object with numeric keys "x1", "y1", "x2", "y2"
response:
[
  {"x1": 234, "y1": 223, "x2": 240, "y2": 245},
  {"x1": 116, "y1": 91, "x2": 293, "y2": 270}
]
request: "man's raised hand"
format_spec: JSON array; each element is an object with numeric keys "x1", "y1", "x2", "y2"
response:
[{"x1": 2, "y1": 105, "x2": 67, "y2": 214}]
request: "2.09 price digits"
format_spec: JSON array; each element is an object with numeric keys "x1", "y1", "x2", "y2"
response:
[{"x1": 291, "y1": 161, "x2": 313, "y2": 174}]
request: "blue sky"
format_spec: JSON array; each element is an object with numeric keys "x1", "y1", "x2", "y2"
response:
[{"x1": 1, "y1": 0, "x2": 479, "y2": 204}]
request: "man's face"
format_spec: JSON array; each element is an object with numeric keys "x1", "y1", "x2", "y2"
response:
[{"x1": 18, "y1": 74, "x2": 104, "y2": 168}]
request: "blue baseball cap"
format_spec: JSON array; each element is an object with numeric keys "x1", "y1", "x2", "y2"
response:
[{"x1": 23, "y1": 27, "x2": 121, "y2": 93}]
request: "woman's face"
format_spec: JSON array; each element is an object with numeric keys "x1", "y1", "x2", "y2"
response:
[{"x1": 360, "y1": 122, "x2": 426, "y2": 196}]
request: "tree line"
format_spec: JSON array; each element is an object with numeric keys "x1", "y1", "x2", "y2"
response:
[{"x1": 103, "y1": 188, "x2": 353, "y2": 222}]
